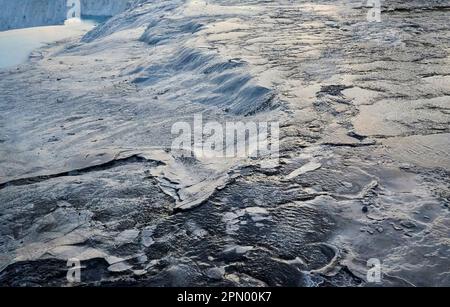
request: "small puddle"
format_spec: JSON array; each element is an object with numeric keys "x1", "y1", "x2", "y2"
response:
[{"x1": 0, "y1": 18, "x2": 100, "y2": 69}]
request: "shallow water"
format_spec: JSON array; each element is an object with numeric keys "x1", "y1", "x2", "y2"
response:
[{"x1": 0, "y1": 19, "x2": 97, "y2": 69}]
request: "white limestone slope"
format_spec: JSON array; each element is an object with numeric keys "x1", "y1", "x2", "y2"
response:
[
  {"x1": 0, "y1": 0, "x2": 131, "y2": 31},
  {"x1": 79, "y1": 0, "x2": 132, "y2": 17},
  {"x1": 0, "y1": 0, "x2": 448, "y2": 287}
]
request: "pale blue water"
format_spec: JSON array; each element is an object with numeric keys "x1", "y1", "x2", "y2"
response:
[{"x1": 0, "y1": 19, "x2": 97, "y2": 69}]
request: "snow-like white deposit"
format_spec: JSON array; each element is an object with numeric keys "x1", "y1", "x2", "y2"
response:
[{"x1": 0, "y1": 0, "x2": 131, "y2": 31}]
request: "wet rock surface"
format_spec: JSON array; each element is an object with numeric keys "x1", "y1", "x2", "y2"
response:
[{"x1": 0, "y1": 0, "x2": 449, "y2": 286}]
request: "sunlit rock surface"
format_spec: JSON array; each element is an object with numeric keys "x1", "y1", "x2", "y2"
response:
[{"x1": 0, "y1": 0, "x2": 449, "y2": 286}]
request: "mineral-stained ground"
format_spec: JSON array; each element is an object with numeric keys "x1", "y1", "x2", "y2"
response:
[{"x1": 0, "y1": 0, "x2": 449, "y2": 286}]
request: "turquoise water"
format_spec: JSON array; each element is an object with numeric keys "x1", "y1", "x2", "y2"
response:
[{"x1": 0, "y1": 19, "x2": 98, "y2": 69}]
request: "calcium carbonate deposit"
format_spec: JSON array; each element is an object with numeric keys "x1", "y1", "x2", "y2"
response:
[{"x1": 0, "y1": 0, "x2": 449, "y2": 286}]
